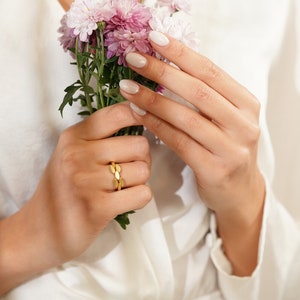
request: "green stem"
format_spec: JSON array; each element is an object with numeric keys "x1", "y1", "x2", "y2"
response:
[
  {"x1": 96, "y1": 28, "x2": 105, "y2": 109},
  {"x1": 75, "y1": 38, "x2": 93, "y2": 114},
  {"x1": 106, "y1": 62, "x2": 117, "y2": 106}
]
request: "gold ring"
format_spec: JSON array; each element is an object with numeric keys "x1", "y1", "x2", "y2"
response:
[{"x1": 109, "y1": 162, "x2": 125, "y2": 191}]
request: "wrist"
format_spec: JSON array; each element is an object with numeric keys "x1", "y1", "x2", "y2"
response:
[{"x1": 214, "y1": 171, "x2": 266, "y2": 275}]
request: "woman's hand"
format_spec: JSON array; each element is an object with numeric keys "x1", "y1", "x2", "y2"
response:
[
  {"x1": 120, "y1": 32, "x2": 266, "y2": 276},
  {"x1": 0, "y1": 102, "x2": 151, "y2": 295}
]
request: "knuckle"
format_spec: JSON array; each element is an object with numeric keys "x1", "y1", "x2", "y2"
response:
[
  {"x1": 174, "y1": 42, "x2": 187, "y2": 60},
  {"x1": 141, "y1": 89, "x2": 160, "y2": 109},
  {"x1": 139, "y1": 186, "x2": 153, "y2": 204},
  {"x1": 106, "y1": 104, "x2": 131, "y2": 124},
  {"x1": 180, "y1": 110, "x2": 201, "y2": 131},
  {"x1": 61, "y1": 147, "x2": 75, "y2": 165},
  {"x1": 149, "y1": 116, "x2": 164, "y2": 134},
  {"x1": 134, "y1": 136, "x2": 150, "y2": 155},
  {"x1": 130, "y1": 186, "x2": 153, "y2": 210},
  {"x1": 154, "y1": 64, "x2": 168, "y2": 81},
  {"x1": 192, "y1": 84, "x2": 211, "y2": 103},
  {"x1": 103, "y1": 103, "x2": 135, "y2": 128},
  {"x1": 247, "y1": 124, "x2": 261, "y2": 145},
  {"x1": 240, "y1": 119, "x2": 261, "y2": 146},
  {"x1": 60, "y1": 146, "x2": 79, "y2": 175},
  {"x1": 235, "y1": 146, "x2": 251, "y2": 166},
  {"x1": 59, "y1": 127, "x2": 75, "y2": 145},
  {"x1": 137, "y1": 162, "x2": 151, "y2": 182},
  {"x1": 201, "y1": 57, "x2": 222, "y2": 82},
  {"x1": 174, "y1": 135, "x2": 191, "y2": 155},
  {"x1": 245, "y1": 95, "x2": 261, "y2": 121},
  {"x1": 252, "y1": 97, "x2": 261, "y2": 116}
]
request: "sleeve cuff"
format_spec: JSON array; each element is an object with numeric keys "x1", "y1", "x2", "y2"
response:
[{"x1": 205, "y1": 177, "x2": 271, "y2": 299}]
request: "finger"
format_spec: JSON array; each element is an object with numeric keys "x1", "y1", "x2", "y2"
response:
[
  {"x1": 57, "y1": 135, "x2": 151, "y2": 176},
  {"x1": 134, "y1": 109, "x2": 215, "y2": 177},
  {"x1": 86, "y1": 135, "x2": 151, "y2": 165},
  {"x1": 111, "y1": 185, "x2": 153, "y2": 214},
  {"x1": 104, "y1": 161, "x2": 150, "y2": 191},
  {"x1": 120, "y1": 80, "x2": 233, "y2": 154},
  {"x1": 91, "y1": 185, "x2": 153, "y2": 221},
  {"x1": 70, "y1": 102, "x2": 141, "y2": 141},
  {"x1": 125, "y1": 52, "x2": 249, "y2": 130},
  {"x1": 148, "y1": 31, "x2": 259, "y2": 113},
  {"x1": 74, "y1": 161, "x2": 151, "y2": 192}
]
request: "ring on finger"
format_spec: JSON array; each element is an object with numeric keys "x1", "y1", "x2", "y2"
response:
[{"x1": 109, "y1": 162, "x2": 125, "y2": 191}]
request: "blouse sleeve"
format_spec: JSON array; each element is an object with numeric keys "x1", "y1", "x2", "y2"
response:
[{"x1": 208, "y1": 176, "x2": 300, "y2": 300}]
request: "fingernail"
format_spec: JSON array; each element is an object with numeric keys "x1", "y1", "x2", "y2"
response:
[
  {"x1": 119, "y1": 79, "x2": 139, "y2": 94},
  {"x1": 149, "y1": 31, "x2": 170, "y2": 47},
  {"x1": 130, "y1": 102, "x2": 147, "y2": 116},
  {"x1": 126, "y1": 53, "x2": 147, "y2": 68}
]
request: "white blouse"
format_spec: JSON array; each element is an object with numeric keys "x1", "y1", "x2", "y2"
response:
[{"x1": 0, "y1": 0, "x2": 299, "y2": 299}]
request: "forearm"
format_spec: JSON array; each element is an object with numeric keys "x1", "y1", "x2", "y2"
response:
[
  {"x1": 215, "y1": 172, "x2": 265, "y2": 276},
  {"x1": 0, "y1": 201, "x2": 60, "y2": 296}
]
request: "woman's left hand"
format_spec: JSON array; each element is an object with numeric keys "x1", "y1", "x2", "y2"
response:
[{"x1": 120, "y1": 31, "x2": 266, "y2": 276}]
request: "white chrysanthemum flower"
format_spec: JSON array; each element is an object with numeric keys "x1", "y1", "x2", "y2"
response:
[
  {"x1": 150, "y1": 9, "x2": 199, "y2": 51},
  {"x1": 66, "y1": 0, "x2": 113, "y2": 42}
]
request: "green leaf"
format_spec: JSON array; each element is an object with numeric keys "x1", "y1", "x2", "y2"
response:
[
  {"x1": 114, "y1": 211, "x2": 135, "y2": 230},
  {"x1": 78, "y1": 110, "x2": 91, "y2": 116},
  {"x1": 105, "y1": 56, "x2": 118, "y2": 64},
  {"x1": 64, "y1": 80, "x2": 81, "y2": 93},
  {"x1": 76, "y1": 51, "x2": 90, "y2": 68},
  {"x1": 68, "y1": 47, "x2": 75, "y2": 54},
  {"x1": 59, "y1": 82, "x2": 82, "y2": 116},
  {"x1": 107, "y1": 88, "x2": 126, "y2": 103},
  {"x1": 80, "y1": 85, "x2": 95, "y2": 94}
]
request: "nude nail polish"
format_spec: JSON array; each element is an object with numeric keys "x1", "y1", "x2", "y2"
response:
[
  {"x1": 119, "y1": 79, "x2": 139, "y2": 94},
  {"x1": 130, "y1": 102, "x2": 147, "y2": 116},
  {"x1": 149, "y1": 31, "x2": 170, "y2": 47},
  {"x1": 125, "y1": 53, "x2": 147, "y2": 68}
]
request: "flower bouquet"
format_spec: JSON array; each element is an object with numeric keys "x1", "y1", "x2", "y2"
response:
[{"x1": 58, "y1": 0, "x2": 197, "y2": 229}]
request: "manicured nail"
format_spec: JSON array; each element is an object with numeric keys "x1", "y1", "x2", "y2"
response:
[
  {"x1": 119, "y1": 79, "x2": 139, "y2": 94},
  {"x1": 149, "y1": 31, "x2": 170, "y2": 47},
  {"x1": 126, "y1": 53, "x2": 147, "y2": 68},
  {"x1": 130, "y1": 102, "x2": 147, "y2": 116}
]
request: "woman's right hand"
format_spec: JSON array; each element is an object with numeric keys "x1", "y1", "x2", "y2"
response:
[{"x1": 0, "y1": 102, "x2": 152, "y2": 295}]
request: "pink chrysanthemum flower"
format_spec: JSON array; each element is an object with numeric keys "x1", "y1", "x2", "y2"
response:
[
  {"x1": 106, "y1": 0, "x2": 152, "y2": 32},
  {"x1": 103, "y1": 0, "x2": 153, "y2": 65},
  {"x1": 58, "y1": 15, "x2": 77, "y2": 52},
  {"x1": 105, "y1": 28, "x2": 152, "y2": 65},
  {"x1": 66, "y1": 0, "x2": 115, "y2": 42}
]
